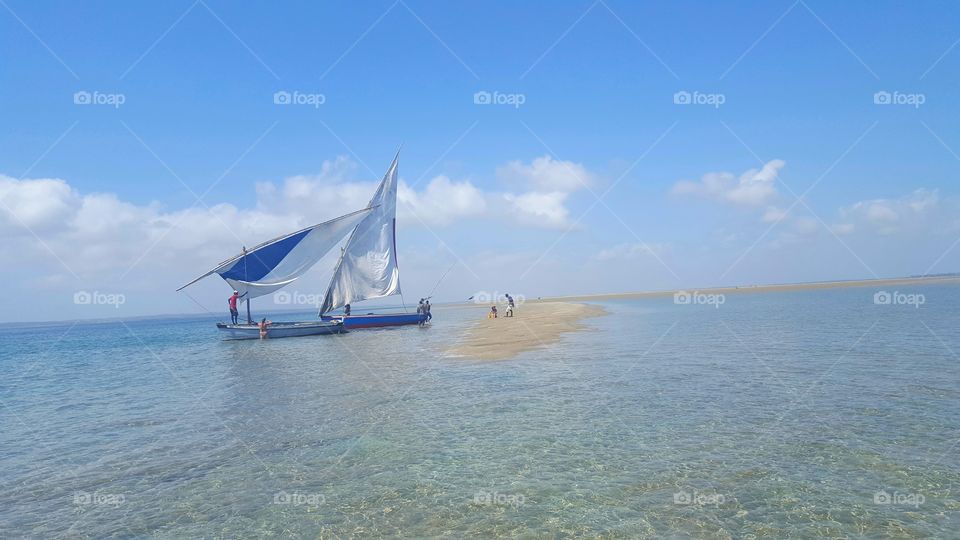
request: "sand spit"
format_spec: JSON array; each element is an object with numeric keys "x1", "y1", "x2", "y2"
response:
[{"x1": 449, "y1": 302, "x2": 606, "y2": 361}]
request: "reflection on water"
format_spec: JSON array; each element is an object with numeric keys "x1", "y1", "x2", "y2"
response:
[{"x1": 1, "y1": 286, "x2": 959, "y2": 537}]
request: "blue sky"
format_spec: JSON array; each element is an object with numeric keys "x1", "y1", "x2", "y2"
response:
[{"x1": 2, "y1": 0, "x2": 959, "y2": 321}]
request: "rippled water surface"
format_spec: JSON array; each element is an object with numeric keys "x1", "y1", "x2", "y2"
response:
[{"x1": 2, "y1": 285, "x2": 959, "y2": 537}]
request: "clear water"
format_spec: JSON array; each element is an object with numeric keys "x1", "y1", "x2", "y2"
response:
[{"x1": 2, "y1": 285, "x2": 958, "y2": 538}]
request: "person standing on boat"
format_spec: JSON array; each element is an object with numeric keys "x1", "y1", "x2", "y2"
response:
[
  {"x1": 344, "y1": 304, "x2": 351, "y2": 316},
  {"x1": 228, "y1": 290, "x2": 240, "y2": 325}
]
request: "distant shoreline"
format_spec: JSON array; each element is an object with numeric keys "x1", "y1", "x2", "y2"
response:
[
  {"x1": 531, "y1": 275, "x2": 960, "y2": 303},
  {"x1": 8, "y1": 275, "x2": 959, "y2": 326}
]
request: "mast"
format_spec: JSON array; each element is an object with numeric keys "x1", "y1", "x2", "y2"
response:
[
  {"x1": 318, "y1": 151, "x2": 401, "y2": 315},
  {"x1": 243, "y1": 246, "x2": 252, "y2": 324}
]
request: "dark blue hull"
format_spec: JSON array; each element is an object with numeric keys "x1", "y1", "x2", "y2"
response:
[{"x1": 322, "y1": 313, "x2": 426, "y2": 329}]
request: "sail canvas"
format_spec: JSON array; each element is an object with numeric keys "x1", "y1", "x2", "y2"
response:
[
  {"x1": 319, "y1": 154, "x2": 401, "y2": 314},
  {"x1": 178, "y1": 207, "x2": 372, "y2": 300}
]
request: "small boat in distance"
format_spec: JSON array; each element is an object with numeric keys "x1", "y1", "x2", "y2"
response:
[
  {"x1": 318, "y1": 152, "x2": 427, "y2": 328},
  {"x1": 177, "y1": 207, "x2": 373, "y2": 340}
]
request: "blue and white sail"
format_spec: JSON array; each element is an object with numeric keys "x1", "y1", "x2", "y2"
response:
[
  {"x1": 319, "y1": 153, "x2": 401, "y2": 314},
  {"x1": 178, "y1": 207, "x2": 372, "y2": 300}
]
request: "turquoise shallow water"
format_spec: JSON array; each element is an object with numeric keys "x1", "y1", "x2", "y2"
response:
[{"x1": 2, "y1": 284, "x2": 959, "y2": 537}]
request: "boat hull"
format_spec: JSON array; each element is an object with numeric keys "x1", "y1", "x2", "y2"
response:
[
  {"x1": 322, "y1": 313, "x2": 426, "y2": 329},
  {"x1": 216, "y1": 321, "x2": 345, "y2": 340}
]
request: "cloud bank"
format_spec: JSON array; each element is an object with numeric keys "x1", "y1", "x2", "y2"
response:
[{"x1": 0, "y1": 155, "x2": 598, "y2": 286}]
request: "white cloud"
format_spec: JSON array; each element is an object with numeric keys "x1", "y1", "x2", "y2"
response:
[
  {"x1": 0, "y1": 176, "x2": 79, "y2": 232},
  {"x1": 399, "y1": 175, "x2": 486, "y2": 226},
  {"x1": 254, "y1": 155, "x2": 595, "y2": 230},
  {"x1": 836, "y1": 189, "x2": 940, "y2": 236},
  {"x1": 672, "y1": 159, "x2": 785, "y2": 208},
  {"x1": 503, "y1": 191, "x2": 570, "y2": 228},
  {"x1": 497, "y1": 155, "x2": 593, "y2": 192},
  {"x1": 762, "y1": 206, "x2": 789, "y2": 223},
  {"x1": 492, "y1": 155, "x2": 596, "y2": 229}
]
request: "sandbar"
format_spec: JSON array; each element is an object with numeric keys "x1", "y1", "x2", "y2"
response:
[{"x1": 449, "y1": 302, "x2": 606, "y2": 361}]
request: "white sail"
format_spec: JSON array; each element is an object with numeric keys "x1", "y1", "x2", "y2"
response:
[
  {"x1": 178, "y1": 207, "x2": 373, "y2": 300},
  {"x1": 319, "y1": 153, "x2": 401, "y2": 314}
]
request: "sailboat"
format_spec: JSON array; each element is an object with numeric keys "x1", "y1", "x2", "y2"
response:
[
  {"x1": 318, "y1": 152, "x2": 427, "y2": 329},
  {"x1": 177, "y1": 207, "x2": 373, "y2": 340}
]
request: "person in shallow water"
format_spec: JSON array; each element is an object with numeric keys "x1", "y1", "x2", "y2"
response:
[
  {"x1": 425, "y1": 300, "x2": 432, "y2": 322},
  {"x1": 258, "y1": 317, "x2": 271, "y2": 339},
  {"x1": 228, "y1": 290, "x2": 240, "y2": 324}
]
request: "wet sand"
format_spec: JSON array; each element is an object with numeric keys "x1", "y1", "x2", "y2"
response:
[{"x1": 449, "y1": 302, "x2": 606, "y2": 361}]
